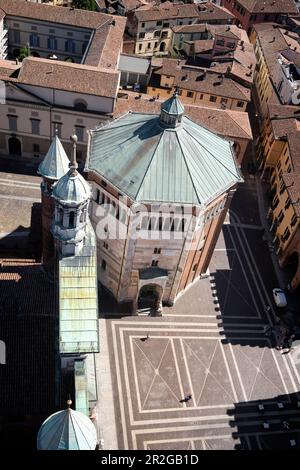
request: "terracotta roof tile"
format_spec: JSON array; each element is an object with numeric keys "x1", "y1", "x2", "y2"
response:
[
  {"x1": 193, "y1": 39, "x2": 214, "y2": 54},
  {"x1": 238, "y1": 0, "x2": 298, "y2": 14},
  {"x1": 135, "y1": 1, "x2": 234, "y2": 22},
  {"x1": 114, "y1": 93, "x2": 252, "y2": 139},
  {"x1": 0, "y1": 0, "x2": 126, "y2": 70},
  {"x1": 17, "y1": 57, "x2": 120, "y2": 99}
]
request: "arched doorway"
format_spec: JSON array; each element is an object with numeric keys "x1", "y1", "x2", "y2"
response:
[
  {"x1": 159, "y1": 42, "x2": 166, "y2": 52},
  {"x1": 8, "y1": 137, "x2": 21, "y2": 156},
  {"x1": 138, "y1": 284, "x2": 163, "y2": 311}
]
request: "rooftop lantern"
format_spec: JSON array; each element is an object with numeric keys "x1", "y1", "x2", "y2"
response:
[{"x1": 160, "y1": 89, "x2": 185, "y2": 128}]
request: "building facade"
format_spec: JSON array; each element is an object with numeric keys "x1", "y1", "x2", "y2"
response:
[
  {"x1": 0, "y1": 0, "x2": 125, "y2": 161},
  {"x1": 127, "y1": 2, "x2": 235, "y2": 57},
  {"x1": 85, "y1": 93, "x2": 242, "y2": 314},
  {"x1": 222, "y1": 0, "x2": 298, "y2": 33},
  {"x1": 38, "y1": 132, "x2": 99, "y2": 416},
  {"x1": 147, "y1": 59, "x2": 251, "y2": 111},
  {"x1": 256, "y1": 104, "x2": 300, "y2": 291}
]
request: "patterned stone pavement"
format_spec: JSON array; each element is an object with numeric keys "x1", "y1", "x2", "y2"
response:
[{"x1": 97, "y1": 217, "x2": 300, "y2": 450}]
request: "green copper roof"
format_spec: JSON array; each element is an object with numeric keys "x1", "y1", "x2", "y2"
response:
[
  {"x1": 87, "y1": 112, "x2": 242, "y2": 205},
  {"x1": 59, "y1": 222, "x2": 99, "y2": 354},
  {"x1": 38, "y1": 135, "x2": 69, "y2": 181},
  {"x1": 161, "y1": 92, "x2": 184, "y2": 116},
  {"x1": 37, "y1": 407, "x2": 97, "y2": 450},
  {"x1": 53, "y1": 169, "x2": 91, "y2": 205}
]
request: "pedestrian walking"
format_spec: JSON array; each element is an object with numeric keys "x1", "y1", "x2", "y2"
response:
[
  {"x1": 263, "y1": 325, "x2": 272, "y2": 337},
  {"x1": 140, "y1": 333, "x2": 150, "y2": 342},
  {"x1": 180, "y1": 394, "x2": 192, "y2": 403},
  {"x1": 282, "y1": 421, "x2": 290, "y2": 431},
  {"x1": 258, "y1": 401, "x2": 265, "y2": 412}
]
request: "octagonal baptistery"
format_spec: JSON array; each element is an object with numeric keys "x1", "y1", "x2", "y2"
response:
[{"x1": 85, "y1": 93, "x2": 243, "y2": 313}]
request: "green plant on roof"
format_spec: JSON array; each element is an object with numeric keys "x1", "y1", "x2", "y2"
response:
[
  {"x1": 72, "y1": 0, "x2": 97, "y2": 10},
  {"x1": 18, "y1": 45, "x2": 31, "y2": 62}
]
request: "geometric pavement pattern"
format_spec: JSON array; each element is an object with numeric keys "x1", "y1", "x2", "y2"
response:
[{"x1": 104, "y1": 222, "x2": 300, "y2": 450}]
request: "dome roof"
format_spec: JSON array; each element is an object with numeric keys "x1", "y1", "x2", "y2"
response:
[
  {"x1": 87, "y1": 108, "x2": 242, "y2": 206},
  {"x1": 38, "y1": 135, "x2": 70, "y2": 181},
  {"x1": 52, "y1": 169, "x2": 91, "y2": 205},
  {"x1": 161, "y1": 92, "x2": 184, "y2": 117},
  {"x1": 37, "y1": 407, "x2": 97, "y2": 451}
]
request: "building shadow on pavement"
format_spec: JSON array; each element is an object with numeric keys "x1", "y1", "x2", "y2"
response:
[
  {"x1": 98, "y1": 283, "x2": 134, "y2": 319},
  {"x1": 226, "y1": 391, "x2": 300, "y2": 450},
  {"x1": 0, "y1": 203, "x2": 42, "y2": 261},
  {"x1": 210, "y1": 224, "x2": 300, "y2": 349}
]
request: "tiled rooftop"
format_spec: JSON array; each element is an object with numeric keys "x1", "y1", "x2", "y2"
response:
[
  {"x1": 114, "y1": 93, "x2": 252, "y2": 140},
  {"x1": 0, "y1": 0, "x2": 126, "y2": 70},
  {"x1": 17, "y1": 57, "x2": 120, "y2": 99},
  {"x1": 153, "y1": 60, "x2": 251, "y2": 101},
  {"x1": 135, "y1": 1, "x2": 234, "y2": 22},
  {"x1": 236, "y1": 0, "x2": 298, "y2": 14}
]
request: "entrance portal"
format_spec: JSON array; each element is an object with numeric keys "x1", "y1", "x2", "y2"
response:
[
  {"x1": 8, "y1": 137, "x2": 21, "y2": 156},
  {"x1": 138, "y1": 284, "x2": 163, "y2": 314}
]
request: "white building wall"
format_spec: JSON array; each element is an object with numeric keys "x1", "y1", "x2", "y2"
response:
[
  {"x1": 17, "y1": 84, "x2": 115, "y2": 113},
  {"x1": 6, "y1": 16, "x2": 91, "y2": 62}
]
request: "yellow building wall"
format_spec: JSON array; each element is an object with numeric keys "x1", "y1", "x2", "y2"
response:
[
  {"x1": 253, "y1": 35, "x2": 276, "y2": 117},
  {"x1": 270, "y1": 143, "x2": 298, "y2": 252},
  {"x1": 147, "y1": 82, "x2": 247, "y2": 110}
]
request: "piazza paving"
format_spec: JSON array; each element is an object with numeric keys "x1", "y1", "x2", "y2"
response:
[{"x1": 96, "y1": 217, "x2": 300, "y2": 450}]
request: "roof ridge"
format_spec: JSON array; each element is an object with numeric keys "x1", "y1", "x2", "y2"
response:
[
  {"x1": 135, "y1": 125, "x2": 164, "y2": 200},
  {"x1": 183, "y1": 126, "x2": 241, "y2": 181},
  {"x1": 174, "y1": 129, "x2": 202, "y2": 205},
  {"x1": 223, "y1": 110, "x2": 252, "y2": 139}
]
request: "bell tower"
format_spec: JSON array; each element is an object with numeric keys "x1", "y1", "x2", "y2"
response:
[
  {"x1": 51, "y1": 132, "x2": 91, "y2": 257},
  {"x1": 38, "y1": 132, "x2": 69, "y2": 265}
]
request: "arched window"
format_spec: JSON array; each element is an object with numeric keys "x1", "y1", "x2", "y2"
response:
[
  {"x1": 141, "y1": 216, "x2": 149, "y2": 229},
  {"x1": 59, "y1": 208, "x2": 64, "y2": 224},
  {"x1": 69, "y1": 211, "x2": 75, "y2": 228},
  {"x1": 80, "y1": 211, "x2": 85, "y2": 223},
  {"x1": 74, "y1": 100, "x2": 88, "y2": 112},
  {"x1": 48, "y1": 37, "x2": 57, "y2": 50},
  {"x1": 30, "y1": 34, "x2": 40, "y2": 48},
  {"x1": 148, "y1": 217, "x2": 157, "y2": 230},
  {"x1": 65, "y1": 39, "x2": 75, "y2": 53}
]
